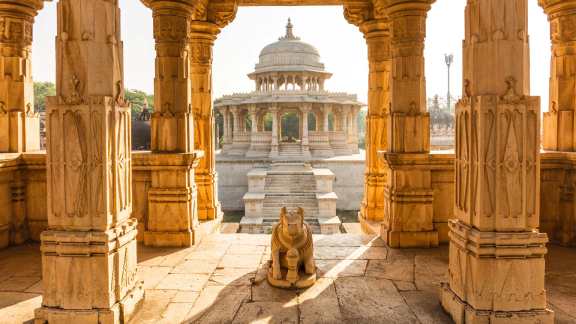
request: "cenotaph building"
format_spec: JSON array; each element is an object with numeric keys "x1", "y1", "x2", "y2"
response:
[{"x1": 214, "y1": 20, "x2": 365, "y2": 233}]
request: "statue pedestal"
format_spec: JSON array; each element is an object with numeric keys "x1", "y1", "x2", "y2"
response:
[{"x1": 266, "y1": 260, "x2": 316, "y2": 289}]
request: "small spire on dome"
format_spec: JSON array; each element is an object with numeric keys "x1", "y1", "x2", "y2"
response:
[{"x1": 279, "y1": 18, "x2": 300, "y2": 41}]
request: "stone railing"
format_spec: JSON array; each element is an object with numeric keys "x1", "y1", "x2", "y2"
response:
[
  {"x1": 308, "y1": 131, "x2": 330, "y2": 144},
  {"x1": 250, "y1": 132, "x2": 272, "y2": 144},
  {"x1": 233, "y1": 131, "x2": 251, "y2": 144},
  {"x1": 0, "y1": 150, "x2": 574, "y2": 249}
]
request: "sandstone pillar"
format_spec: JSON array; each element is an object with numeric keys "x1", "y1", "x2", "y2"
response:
[
  {"x1": 321, "y1": 104, "x2": 331, "y2": 132},
  {"x1": 35, "y1": 0, "x2": 144, "y2": 322},
  {"x1": 269, "y1": 104, "x2": 279, "y2": 158},
  {"x1": 301, "y1": 103, "x2": 311, "y2": 157},
  {"x1": 221, "y1": 107, "x2": 231, "y2": 145},
  {"x1": 0, "y1": 0, "x2": 42, "y2": 153},
  {"x1": 441, "y1": 1, "x2": 553, "y2": 323},
  {"x1": 190, "y1": 21, "x2": 222, "y2": 221},
  {"x1": 143, "y1": 0, "x2": 203, "y2": 247},
  {"x1": 541, "y1": 0, "x2": 576, "y2": 151},
  {"x1": 230, "y1": 105, "x2": 239, "y2": 139},
  {"x1": 382, "y1": 0, "x2": 436, "y2": 247},
  {"x1": 345, "y1": 5, "x2": 390, "y2": 227}
]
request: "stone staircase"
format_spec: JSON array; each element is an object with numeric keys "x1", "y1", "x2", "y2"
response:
[
  {"x1": 241, "y1": 162, "x2": 340, "y2": 234},
  {"x1": 279, "y1": 143, "x2": 302, "y2": 158}
]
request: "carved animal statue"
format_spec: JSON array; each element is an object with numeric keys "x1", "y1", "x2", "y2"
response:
[{"x1": 270, "y1": 207, "x2": 315, "y2": 286}]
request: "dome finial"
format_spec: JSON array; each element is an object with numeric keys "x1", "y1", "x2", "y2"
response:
[{"x1": 280, "y1": 18, "x2": 300, "y2": 40}]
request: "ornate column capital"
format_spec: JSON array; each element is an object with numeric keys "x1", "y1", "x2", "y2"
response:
[
  {"x1": 300, "y1": 103, "x2": 312, "y2": 113},
  {"x1": 0, "y1": 0, "x2": 44, "y2": 15},
  {"x1": 143, "y1": 0, "x2": 237, "y2": 28},
  {"x1": 248, "y1": 103, "x2": 258, "y2": 115},
  {"x1": 320, "y1": 104, "x2": 332, "y2": 114},
  {"x1": 269, "y1": 104, "x2": 279, "y2": 113},
  {"x1": 539, "y1": 0, "x2": 576, "y2": 17}
]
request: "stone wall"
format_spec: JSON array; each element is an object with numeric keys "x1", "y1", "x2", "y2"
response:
[
  {"x1": 215, "y1": 158, "x2": 366, "y2": 211},
  {"x1": 1, "y1": 150, "x2": 574, "y2": 250}
]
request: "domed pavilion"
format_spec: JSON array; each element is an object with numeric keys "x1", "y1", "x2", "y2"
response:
[{"x1": 214, "y1": 19, "x2": 364, "y2": 159}]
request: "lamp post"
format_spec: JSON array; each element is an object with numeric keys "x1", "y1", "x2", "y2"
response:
[{"x1": 444, "y1": 53, "x2": 454, "y2": 112}]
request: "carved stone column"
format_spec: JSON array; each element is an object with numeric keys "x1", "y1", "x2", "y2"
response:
[
  {"x1": 382, "y1": 0, "x2": 436, "y2": 247},
  {"x1": 541, "y1": 0, "x2": 576, "y2": 151},
  {"x1": 35, "y1": 1, "x2": 144, "y2": 322},
  {"x1": 230, "y1": 105, "x2": 239, "y2": 139},
  {"x1": 269, "y1": 105, "x2": 279, "y2": 158},
  {"x1": 247, "y1": 104, "x2": 259, "y2": 156},
  {"x1": 0, "y1": 0, "x2": 42, "y2": 153},
  {"x1": 143, "y1": 0, "x2": 203, "y2": 247},
  {"x1": 321, "y1": 104, "x2": 331, "y2": 132},
  {"x1": 301, "y1": 103, "x2": 311, "y2": 157},
  {"x1": 190, "y1": 21, "x2": 222, "y2": 221},
  {"x1": 441, "y1": 1, "x2": 553, "y2": 323},
  {"x1": 345, "y1": 4, "x2": 390, "y2": 228}
]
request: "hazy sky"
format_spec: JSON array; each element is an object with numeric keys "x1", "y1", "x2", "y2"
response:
[{"x1": 32, "y1": 0, "x2": 551, "y2": 110}]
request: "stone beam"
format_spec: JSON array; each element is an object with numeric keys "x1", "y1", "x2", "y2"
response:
[
  {"x1": 441, "y1": 1, "x2": 554, "y2": 323},
  {"x1": 35, "y1": 0, "x2": 144, "y2": 323},
  {"x1": 0, "y1": 0, "x2": 44, "y2": 153}
]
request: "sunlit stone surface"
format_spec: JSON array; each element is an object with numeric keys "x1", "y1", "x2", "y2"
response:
[{"x1": 0, "y1": 234, "x2": 575, "y2": 323}]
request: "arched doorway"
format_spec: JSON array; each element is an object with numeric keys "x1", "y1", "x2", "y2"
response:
[{"x1": 280, "y1": 111, "x2": 300, "y2": 143}]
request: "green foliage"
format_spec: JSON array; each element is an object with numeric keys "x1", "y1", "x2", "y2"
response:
[
  {"x1": 281, "y1": 112, "x2": 300, "y2": 141},
  {"x1": 125, "y1": 89, "x2": 154, "y2": 115},
  {"x1": 263, "y1": 113, "x2": 273, "y2": 131},
  {"x1": 33, "y1": 83, "x2": 154, "y2": 117},
  {"x1": 34, "y1": 82, "x2": 56, "y2": 112}
]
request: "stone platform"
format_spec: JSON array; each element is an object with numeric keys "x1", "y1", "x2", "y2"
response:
[{"x1": 0, "y1": 234, "x2": 575, "y2": 323}]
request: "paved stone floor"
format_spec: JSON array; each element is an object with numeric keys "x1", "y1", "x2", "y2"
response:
[{"x1": 0, "y1": 234, "x2": 575, "y2": 323}]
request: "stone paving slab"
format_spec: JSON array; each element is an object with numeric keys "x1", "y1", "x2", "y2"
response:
[{"x1": 0, "y1": 234, "x2": 575, "y2": 324}]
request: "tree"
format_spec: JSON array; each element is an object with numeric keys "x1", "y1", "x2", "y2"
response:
[
  {"x1": 125, "y1": 89, "x2": 154, "y2": 115},
  {"x1": 34, "y1": 82, "x2": 56, "y2": 112}
]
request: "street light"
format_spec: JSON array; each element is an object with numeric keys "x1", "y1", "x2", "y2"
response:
[{"x1": 445, "y1": 53, "x2": 454, "y2": 112}]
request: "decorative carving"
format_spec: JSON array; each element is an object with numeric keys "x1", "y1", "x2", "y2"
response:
[{"x1": 268, "y1": 207, "x2": 316, "y2": 289}]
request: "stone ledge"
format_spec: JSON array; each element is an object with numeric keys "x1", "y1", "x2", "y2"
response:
[
  {"x1": 441, "y1": 283, "x2": 554, "y2": 324},
  {"x1": 40, "y1": 219, "x2": 138, "y2": 255},
  {"x1": 380, "y1": 226, "x2": 439, "y2": 248},
  {"x1": 132, "y1": 151, "x2": 204, "y2": 170},
  {"x1": 35, "y1": 279, "x2": 145, "y2": 324},
  {"x1": 448, "y1": 220, "x2": 549, "y2": 258}
]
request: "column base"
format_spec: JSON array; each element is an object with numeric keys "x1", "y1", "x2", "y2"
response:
[
  {"x1": 441, "y1": 284, "x2": 553, "y2": 324},
  {"x1": 358, "y1": 211, "x2": 380, "y2": 235},
  {"x1": 380, "y1": 226, "x2": 438, "y2": 248},
  {"x1": 35, "y1": 281, "x2": 144, "y2": 324},
  {"x1": 144, "y1": 230, "x2": 195, "y2": 247}
]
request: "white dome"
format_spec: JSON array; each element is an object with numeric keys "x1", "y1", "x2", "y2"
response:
[{"x1": 254, "y1": 19, "x2": 326, "y2": 74}]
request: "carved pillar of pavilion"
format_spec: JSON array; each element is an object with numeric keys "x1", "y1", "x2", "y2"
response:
[
  {"x1": 190, "y1": 3, "x2": 237, "y2": 220},
  {"x1": 441, "y1": 1, "x2": 553, "y2": 323},
  {"x1": 221, "y1": 107, "x2": 232, "y2": 146},
  {"x1": 344, "y1": 2, "x2": 390, "y2": 230},
  {"x1": 541, "y1": 0, "x2": 576, "y2": 151},
  {"x1": 321, "y1": 104, "x2": 331, "y2": 132},
  {"x1": 35, "y1": 0, "x2": 144, "y2": 322},
  {"x1": 269, "y1": 104, "x2": 279, "y2": 158},
  {"x1": 143, "y1": 0, "x2": 203, "y2": 247},
  {"x1": 301, "y1": 103, "x2": 311, "y2": 157},
  {"x1": 248, "y1": 103, "x2": 258, "y2": 148},
  {"x1": 0, "y1": 0, "x2": 42, "y2": 153},
  {"x1": 382, "y1": 0, "x2": 436, "y2": 247}
]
